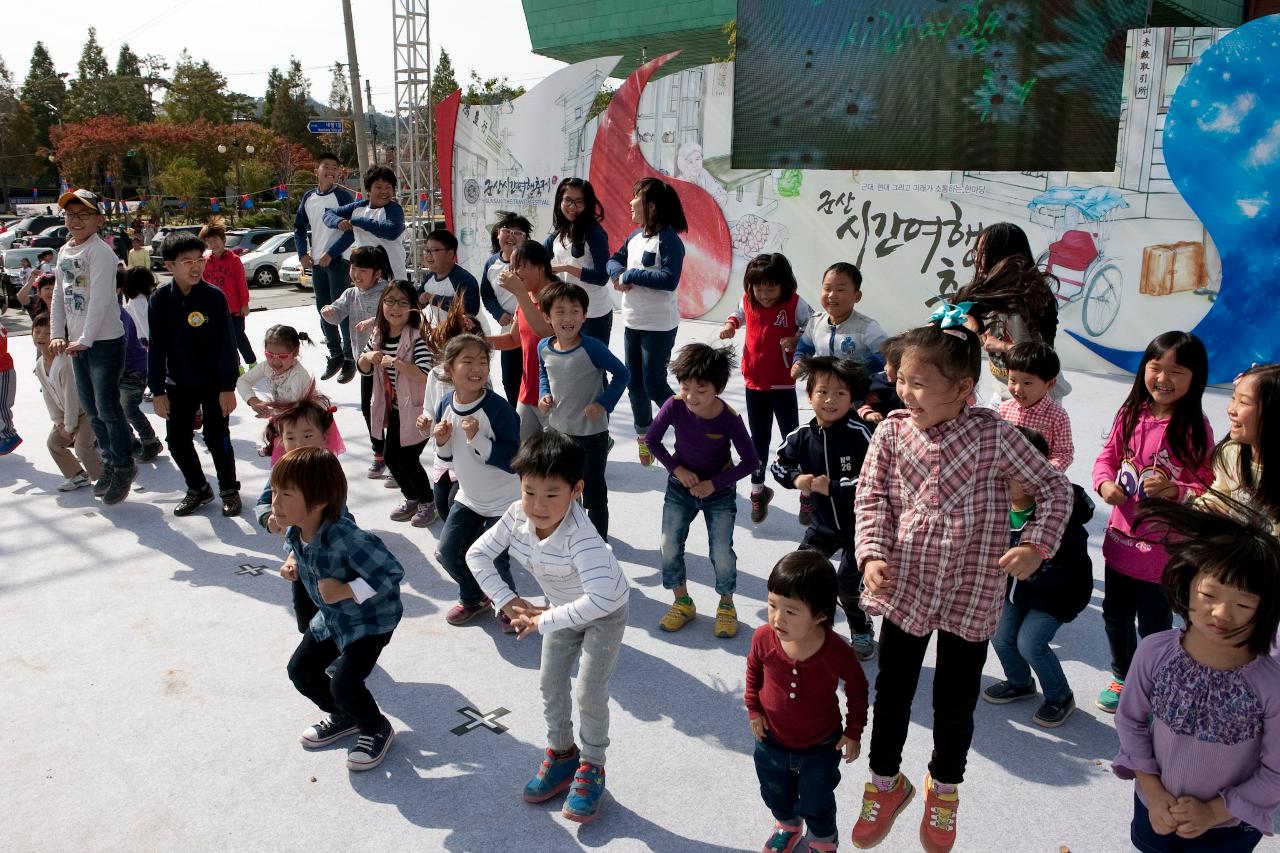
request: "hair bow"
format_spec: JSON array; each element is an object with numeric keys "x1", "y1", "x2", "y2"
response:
[{"x1": 928, "y1": 301, "x2": 975, "y2": 330}]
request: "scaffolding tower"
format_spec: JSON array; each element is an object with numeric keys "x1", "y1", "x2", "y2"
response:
[{"x1": 392, "y1": 0, "x2": 433, "y2": 279}]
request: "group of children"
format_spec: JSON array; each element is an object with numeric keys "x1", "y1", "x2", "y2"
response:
[{"x1": 5, "y1": 171, "x2": 1278, "y2": 853}]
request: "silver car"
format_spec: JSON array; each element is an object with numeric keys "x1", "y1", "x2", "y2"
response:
[{"x1": 241, "y1": 232, "x2": 297, "y2": 288}]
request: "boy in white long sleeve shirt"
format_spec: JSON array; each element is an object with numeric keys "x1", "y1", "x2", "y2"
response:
[{"x1": 466, "y1": 430, "x2": 629, "y2": 825}]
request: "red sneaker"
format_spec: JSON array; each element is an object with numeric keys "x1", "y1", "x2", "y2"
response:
[
  {"x1": 918, "y1": 774, "x2": 960, "y2": 853},
  {"x1": 851, "y1": 774, "x2": 915, "y2": 848}
]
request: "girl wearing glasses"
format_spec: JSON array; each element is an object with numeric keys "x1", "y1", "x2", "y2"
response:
[
  {"x1": 545, "y1": 178, "x2": 614, "y2": 345},
  {"x1": 480, "y1": 212, "x2": 534, "y2": 407}
]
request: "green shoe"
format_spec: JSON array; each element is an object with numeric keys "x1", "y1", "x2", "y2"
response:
[{"x1": 1095, "y1": 677, "x2": 1124, "y2": 713}]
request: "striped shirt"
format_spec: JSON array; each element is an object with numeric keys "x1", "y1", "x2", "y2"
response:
[
  {"x1": 467, "y1": 501, "x2": 630, "y2": 635},
  {"x1": 367, "y1": 332, "x2": 431, "y2": 405},
  {"x1": 998, "y1": 394, "x2": 1074, "y2": 471}
]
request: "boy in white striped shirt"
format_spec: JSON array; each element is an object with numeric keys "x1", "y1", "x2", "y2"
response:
[{"x1": 467, "y1": 430, "x2": 629, "y2": 824}]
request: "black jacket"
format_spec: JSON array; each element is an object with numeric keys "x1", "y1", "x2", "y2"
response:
[
  {"x1": 1006, "y1": 484, "x2": 1095, "y2": 623},
  {"x1": 147, "y1": 280, "x2": 239, "y2": 396},
  {"x1": 771, "y1": 414, "x2": 873, "y2": 537},
  {"x1": 862, "y1": 369, "x2": 903, "y2": 423}
]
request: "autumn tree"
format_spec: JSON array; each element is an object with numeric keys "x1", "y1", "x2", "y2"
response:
[
  {"x1": 20, "y1": 42, "x2": 65, "y2": 149},
  {"x1": 65, "y1": 27, "x2": 113, "y2": 122}
]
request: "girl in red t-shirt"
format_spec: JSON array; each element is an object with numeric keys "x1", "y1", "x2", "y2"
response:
[{"x1": 486, "y1": 240, "x2": 556, "y2": 442}]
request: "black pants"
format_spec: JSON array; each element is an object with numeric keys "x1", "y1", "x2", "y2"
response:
[
  {"x1": 164, "y1": 384, "x2": 238, "y2": 492},
  {"x1": 433, "y1": 475, "x2": 458, "y2": 522},
  {"x1": 231, "y1": 314, "x2": 257, "y2": 365},
  {"x1": 744, "y1": 388, "x2": 798, "y2": 485},
  {"x1": 360, "y1": 374, "x2": 385, "y2": 456},
  {"x1": 573, "y1": 431, "x2": 611, "y2": 540},
  {"x1": 291, "y1": 579, "x2": 319, "y2": 634},
  {"x1": 868, "y1": 620, "x2": 989, "y2": 785},
  {"x1": 383, "y1": 407, "x2": 429, "y2": 503},
  {"x1": 499, "y1": 347, "x2": 523, "y2": 409},
  {"x1": 1103, "y1": 565, "x2": 1173, "y2": 680},
  {"x1": 800, "y1": 526, "x2": 872, "y2": 635},
  {"x1": 287, "y1": 629, "x2": 392, "y2": 734}
]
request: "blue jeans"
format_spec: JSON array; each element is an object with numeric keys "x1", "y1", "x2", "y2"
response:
[
  {"x1": 311, "y1": 258, "x2": 352, "y2": 360},
  {"x1": 582, "y1": 312, "x2": 613, "y2": 347},
  {"x1": 118, "y1": 369, "x2": 157, "y2": 443},
  {"x1": 660, "y1": 478, "x2": 737, "y2": 595},
  {"x1": 624, "y1": 327, "x2": 677, "y2": 431},
  {"x1": 1132, "y1": 794, "x2": 1261, "y2": 852},
  {"x1": 993, "y1": 600, "x2": 1070, "y2": 702},
  {"x1": 437, "y1": 502, "x2": 514, "y2": 607},
  {"x1": 754, "y1": 730, "x2": 842, "y2": 842},
  {"x1": 71, "y1": 336, "x2": 132, "y2": 470}
]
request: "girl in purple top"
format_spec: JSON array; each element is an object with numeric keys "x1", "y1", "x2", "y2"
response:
[{"x1": 1113, "y1": 499, "x2": 1280, "y2": 853}]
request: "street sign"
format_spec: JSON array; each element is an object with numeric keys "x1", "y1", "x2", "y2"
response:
[{"x1": 307, "y1": 120, "x2": 345, "y2": 134}]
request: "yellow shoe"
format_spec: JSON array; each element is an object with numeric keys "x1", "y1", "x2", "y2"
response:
[
  {"x1": 658, "y1": 599, "x2": 696, "y2": 632},
  {"x1": 713, "y1": 602, "x2": 738, "y2": 638},
  {"x1": 636, "y1": 437, "x2": 654, "y2": 466}
]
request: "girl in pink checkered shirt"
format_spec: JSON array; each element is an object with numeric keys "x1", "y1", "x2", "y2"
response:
[{"x1": 849, "y1": 317, "x2": 1072, "y2": 853}]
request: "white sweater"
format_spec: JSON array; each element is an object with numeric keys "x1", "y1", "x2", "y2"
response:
[{"x1": 50, "y1": 235, "x2": 124, "y2": 347}]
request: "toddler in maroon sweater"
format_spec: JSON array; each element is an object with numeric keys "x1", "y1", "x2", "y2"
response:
[{"x1": 746, "y1": 551, "x2": 868, "y2": 853}]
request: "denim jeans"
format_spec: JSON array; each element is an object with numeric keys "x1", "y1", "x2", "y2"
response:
[
  {"x1": 659, "y1": 478, "x2": 738, "y2": 595},
  {"x1": 582, "y1": 312, "x2": 613, "y2": 347},
  {"x1": 754, "y1": 729, "x2": 843, "y2": 842},
  {"x1": 624, "y1": 327, "x2": 677, "y2": 431},
  {"x1": 992, "y1": 600, "x2": 1070, "y2": 703},
  {"x1": 541, "y1": 603, "x2": 628, "y2": 766},
  {"x1": 118, "y1": 369, "x2": 157, "y2": 443},
  {"x1": 1103, "y1": 565, "x2": 1173, "y2": 680},
  {"x1": 438, "y1": 502, "x2": 514, "y2": 606},
  {"x1": 1131, "y1": 794, "x2": 1262, "y2": 853},
  {"x1": 71, "y1": 336, "x2": 132, "y2": 470},
  {"x1": 311, "y1": 258, "x2": 352, "y2": 360}
]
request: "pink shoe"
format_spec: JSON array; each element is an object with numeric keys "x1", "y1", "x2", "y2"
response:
[{"x1": 445, "y1": 599, "x2": 492, "y2": 626}]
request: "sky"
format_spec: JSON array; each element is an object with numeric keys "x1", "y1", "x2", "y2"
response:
[{"x1": 3, "y1": 0, "x2": 567, "y2": 111}]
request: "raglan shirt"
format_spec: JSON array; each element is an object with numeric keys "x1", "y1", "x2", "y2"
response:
[
  {"x1": 433, "y1": 389, "x2": 521, "y2": 517},
  {"x1": 294, "y1": 185, "x2": 356, "y2": 262},
  {"x1": 605, "y1": 227, "x2": 685, "y2": 332},
  {"x1": 544, "y1": 221, "x2": 614, "y2": 318},
  {"x1": 537, "y1": 336, "x2": 630, "y2": 436},
  {"x1": 323, "y1": 199, "x2": 407, "y2": 279}
]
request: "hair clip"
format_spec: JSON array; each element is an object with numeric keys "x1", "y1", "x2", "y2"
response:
[{"x1": 940, "y1": 328, "x2": 968, "y2": 340}]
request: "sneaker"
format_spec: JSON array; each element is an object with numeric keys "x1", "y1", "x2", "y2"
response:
[
  {"x1": 805, "y1": 840, "x2": 837, "y2": 853},
  {"x1": 135, "y1": 438, "x2": 163, "y2": 463},
  {"x1": 410, "y1": 501, "x2": 438, "y2": 527},
  {"x1": 366, "y1": 456, "x2": 387, "y2": 478},
  {"x1": 919, "y1": 774, "x2": 960, "y2": 853},
  {"x1": 851, "y1": 774, "x2": 915, "y2": 849},
  {"x1": 237, "y1": 362, "x2": 252, "y2": 377},
  {"x1": 636, "y1": 436, "x2": 653, "y2": 466},
  {"x1": 258, "y1": 443, "x2": 273, "y2": 458},
  {"x1": 0, "y1": 433, "x2": 22, "y2": 455},
  {"x1": 57, "y1": 472, "x2": 92, "y2": 492},
  {"x1": 220, "y1": 487, "x2": 242, "y2": 517},
  {"x1": 798, "y1": 493, "x2": 812, "y2": 527},
  {"x1": 982, "y1": 679, "x2": 1037, "y2": 705},
  {"x1": 299, "y1": 713, "x2": 358, "y2": 748},
  {"x1": 852, "y1": 632, "x2": 877, "y2": 661},
  {"x1": 522, "y1": 746, "x2": 579, "y2": 803},
  {"x1": 390, "y1": 500, "x2": 419, "y2": 522},
  {"x1": 320, "y1": 356, "x2": 343, "y2": 381},
  {"x1": 762, "y1": 821, "x2": 803, "y2": 853},
  {"x1": 751, "y1": 486, "x2": 774, "y2": 524},
  {"x1": 713, "y1": 602, "x2": 738, "y2": 639},
  {"x1": 499, "y1": 611, "x2": 518, "y2": 634},
  {"x1": 1033, "y1": 693, "x2": 1076, "y2": 728},
  {"x1": 1096, "y1": 677, "x2": 1124, "y2": 714},
  {"x1": 383, "y1": 474, "x2": 401, "y2": 489},
  {"x1": 346, "y1": 722, "x2": 394, "y2": 771},
  {"x1": 102, "y1": 464, "x2": 137, "y2": 506},
  {"x1": 174, "y1": 484, "x2": 215, "y2": 516},
  {"x1": 93, "y1": 465, "x2": 115, "y2": 498},
  {"x1": 562, "y1": 762, "x2": 605, "y2": 823},
  {"x1": 446, "y1": 599, "x2": 492, "y2": 626},
  {"x1": 193, "y1": 407, "x2": 203, "y2": 431},
  {"x1": 658, "y1": 599, "x2": 696, "y2": 632},
  {"x1": 338, "y1": 359, "x2": 356, "y2": 384}
]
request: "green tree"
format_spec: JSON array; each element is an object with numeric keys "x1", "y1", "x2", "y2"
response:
[
  {"x1": 156, "y1": 154, "x2": 210, "y2": 216},
  {"x1": 1, "y1": 54, "x2": 44, "y2": 209},
  {"x1": 430, "y1": 49, "x2": 460, "y2": 106},
  {"x1": 587, "y1": 85, "x2": 616, "y2": 121},
  {"x1": 163, "y1": 50, "x2": 233, "y2": 125},
  {"x1": 19, "y1": 42, "x2": 65, "y2": 148},
  {"x1": 462, "y1": 70, "x2": 526, "y2": 105},
  {"x1": 112, "y1": 45, "x2": 153, "y2": 123},
  {"x1": 327, "y1": 61, "x2": 355, "y2": 165},
  {"x1": 65, "y1": 27, "x2": 112, "y2": 121},
  {"x1": 268, "y1": 59, "x2": 314, "y2": 151},
  {"x1": 260, "y1": 67, "x2": 283, "y2": 126}
]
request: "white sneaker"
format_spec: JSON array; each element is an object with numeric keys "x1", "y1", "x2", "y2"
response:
[{"x1": 57, "y1": 472, "x2": 91, "y2": 492}]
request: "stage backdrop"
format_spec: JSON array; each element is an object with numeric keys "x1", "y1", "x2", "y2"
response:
[{"x1": 438, "y1": 22, "x2": 1278, "y2": 383}]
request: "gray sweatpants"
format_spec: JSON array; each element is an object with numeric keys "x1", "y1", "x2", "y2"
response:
[{"x1": 540, "y1": 603, "x2": 627, "y2": 766}]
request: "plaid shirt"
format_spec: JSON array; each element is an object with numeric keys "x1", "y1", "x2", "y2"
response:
[
  {"x1": 854, "y1": 407, "x2": 1071, "y2": 642},
  {"x1": 286, "y1": 517, "x2": 404, "y2": 650},
  {"x1": 998, "y1": 394, "x2": 1074, "y2": 471}
]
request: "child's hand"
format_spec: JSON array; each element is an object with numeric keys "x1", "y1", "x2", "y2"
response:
[
  {"x1": 355, "y1": 318, "x2": 375, "y2": 332},
  {"x1": 1139, "y1": 778, "x2": 1180, "y2": 835},
  {"x1": 320, "y1": 306, "x2": 337, "y2": 322},
  {"x1": 56, "y1": 425, "x2": 74, "y2": 442},
  {"x1": 1099, "y1": 480, "x2": 1127, "y2": 506},
  {"x1": 219, "y1": 391, "x2": 236, "y2": 417},
  {"x1": 267, "y1": 514, "x2": 285, "y2": 535},
  {"x1": 581, "y1": 402, "x2": 606, "y2": 421},
  {"x1": 1143, "y1": 472, "x2": 1178, "y2": 501},
  {"x1": 836, "y1": 736, "x2": 860, "y2": 763},
  {"x1": 718, "y1": 324, "x2": 736, "y2": 340},
  {"x1": 998, "y1": 543, "x2": 1043, "y2": 580},
  {"x1": 249, "y1": 398, "x2": 270, "y2": 417},
  {"x1": 749, "y1": 715, "x2": 768, "y2": 741},
  {"x1": 794, "y1": 474, "x2": 815, "y2": 492},
  {"x1": 810, "y1": 475, "x2": 831, "y2": 496},
  {"x1": 511, "y1": 611, "x2": 541, "y2": 639},
  {"x1": 863, "y1": 560, "x2": 893, "y2": 594},
  {"x1": 415, "y1": 414, "x2": 432, "y2": 434},
  {"x1": 779, "y1": 335, "x2": 798, "y2": 353},
  {"x1": 279, "y1": 555, "x2": 298, "y2": 581},
  {"x1": 460, "y1": 416, "x2": 479, "y2": 441},
  {"x1": 614, "y1": 280, "x2": 633, "y2": 293},
  {"x1": 690, "y1": 480, "x2": 715, "y2": 499},
  {"x1": 498, "y1": 267, "x2": 524, "y2": 295},
  {"x1": 538, "y1": 394, "x2": 554, "y2": 413},
  {"x1": 316, "y1": 579, "x2": 353, "y2": 604},
  {"x1": 497, "y1": 312, "x2": 514, "y2": 327},
  {"x1": 674, "y1": 466, "x2": 700, "y2": 489},
  {"x1": 1170, "y1": 796, "x2": 1224, "y2": 839},
  {"x1": 153, "y1": 394, "x2": 170, "y2": 419},
  {"x1": 433, "y1": 420, "x2": 453, "y2": 445},
  {"x1": 380, "y1": 354, "x2": 397, "y2": 369},
  {"x1": 336, "y1": 219, "x2": 353, "y2": 232},
  {"x1": 790, "y1": 361, "x2": 804, "y2": 380}
]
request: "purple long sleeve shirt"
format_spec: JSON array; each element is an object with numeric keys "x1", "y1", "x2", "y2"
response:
[
  {"x1": 644, "y1": 396, "x2": 758, "y2": 492},
  {"x1": 1113, "y1": 629, "x2": 1280, "y2": 836}
]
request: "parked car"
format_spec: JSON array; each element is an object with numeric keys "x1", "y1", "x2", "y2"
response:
[
  {"x1": 241, "y1": 232, "x2": 297, "y2": 287},
  {"x1": 1, "y1": 247, "x2": 50, "y2": 308},
  {"x1": 148, "y1": 225, "x2": 203, "y2": 269},
  {"x1": 225, "y1": 228, "x2": 287, "y2": 256},
  {"x1": 0, "y1": 214, "x2": 63, "y2": 250},
  {"x1": 16, "y1": 224, "x2": 71, "y2": 250},
  {"x1": 279, "y1": 253, "x2": 311, "y2": 289}
]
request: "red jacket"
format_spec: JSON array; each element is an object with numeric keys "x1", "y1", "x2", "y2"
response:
[
  {"x1": 203, "y1": 251, "x2": 250, "y2": 315},
  {"x1": 726, "y1": 292, "x2": 807, "y2": 390}
]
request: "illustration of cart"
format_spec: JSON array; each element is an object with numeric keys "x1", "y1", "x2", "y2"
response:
[{"x1": 1028, "y1": 186, "x2": 1129, "y2": 337}]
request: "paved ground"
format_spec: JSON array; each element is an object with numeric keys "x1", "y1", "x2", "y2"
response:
[{"x1": 0, "y1": 305, "x2": 1234, "y2": 852}]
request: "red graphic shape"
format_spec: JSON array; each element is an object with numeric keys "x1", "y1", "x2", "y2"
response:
[
  {"x1": 435, "y1": 89, "x2": 462, "y2": 232},
  {"x1": 590, "y1": 52, "x2": 732, "y2": 319}
]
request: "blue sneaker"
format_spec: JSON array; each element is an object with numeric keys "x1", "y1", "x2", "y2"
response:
[
  {"x1": 562, "y1": 762, "x2": 605, "y2": 823},
  {"x1": 522, "y1": 746, "x2": 579, "y2": 803},
  {"x1": 0, "y1": 433, "x2": 22, "y2": 455}
]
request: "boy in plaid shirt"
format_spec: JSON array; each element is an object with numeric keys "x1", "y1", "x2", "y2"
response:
[
  {"x1": 997, "y1": 342, "x2": 1073, "y2": 472},
  {"x1": 274, "y1": 447, "x2": 404, "y2": 772}
]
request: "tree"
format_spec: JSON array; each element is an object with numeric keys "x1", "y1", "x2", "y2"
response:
[
  {"x1": 112, "y1": 45, "x2": 153, "y2": 123},
  {"x1": 327, "y1": 61, "x2": 356, "y2": 165},
  {"x1": 268, "y1": 59, "x2": 314, "y2": 152},
  {"x1": 261, "y1": 67, "x2": 283, "y2": 127},
  {"x1": 155, "y1": 155, "x2": 210, "y2": 217},
  {"x1": 430, "y1": 49, "x2": 460, "y2": 107},
  {"x1": 65, "y1": 27, "x2": 112, "y2": 122},
  {"x1": 587, "y1": 85, "x2": 616, "y2": 121},
  {"x1": 163, "y1": 50, "x2": 234, "y2": 125},
  {"x1": 20, "y1": 42, "x2": 65, "y2": 149},
  {"x1": 462, "y1": 70, "x2": 526, "y2": 105},
  {"x1": 0, "y1": 54, "x2": 44, "y2": 209}
]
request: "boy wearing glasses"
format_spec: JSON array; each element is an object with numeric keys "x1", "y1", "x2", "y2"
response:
[
  {"x1": 149, "y1": 232, "x2": 241, "y2": 517},
  {"x1": 48, "y1": 189, "x2": 134, "y2": 505},
  {"x1": 417, "y1": 229, "x2": 480, "y2": 323}
]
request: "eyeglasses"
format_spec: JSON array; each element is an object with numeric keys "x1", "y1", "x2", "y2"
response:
[
  {"x1": 173, "y1": 258, "x2": 207, "y2": 268},
  {"x1": 383, "y1": 298, "x2": 412, "y2": 308},
  {"x1": 497, "y1": 227, "x2": 527, "y2": 238},
  {"x1": 64, "y1": 211, "x2": 99, "y2": 221},
  {"x1": 560, "y1": 198, "x2": 586, "y2": 208}
]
